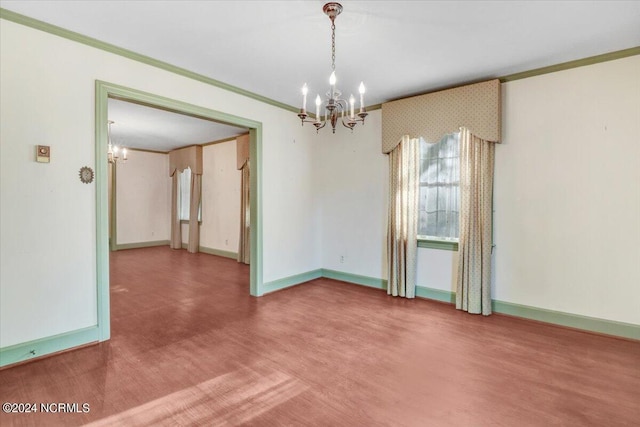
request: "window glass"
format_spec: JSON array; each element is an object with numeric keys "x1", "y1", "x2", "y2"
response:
[
  {"x1": 418, "y1": 132, "x2": 460, "y2": 240},
  {"x1": 178, "y1": 167, "x2": 201, "y2": 221},
  {"x1": 179, "y1": 167, "x2": 191, "y2": 221}
]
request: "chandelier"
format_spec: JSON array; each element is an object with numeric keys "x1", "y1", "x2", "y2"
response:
[
  {"x1": 298, "y1": 2, "x2": 367, "y2": 133},
  {"x1": 107, "y1": 120, "x2": 127, "y2": 164}
]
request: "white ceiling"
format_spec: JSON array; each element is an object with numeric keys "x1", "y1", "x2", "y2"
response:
[
  {"x1": 108, "y1": 99, "x2": 247, "y2": 152},
  {"x1": 2, "y1": 0, "x2": 639, "y2": 147}
]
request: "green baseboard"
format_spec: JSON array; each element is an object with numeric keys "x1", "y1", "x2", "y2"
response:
[
  {"x1": 177, "y1": 244, "x2": 238, "y2": 260},
  {"x1": 415, "y1": 286, "x2": 456, "y2": 304},
  {"x1": 262, "y1": 269, "x2": 323, "y2": 294},
  {"x1": 115, "y1": 240, "x2": 170, "y2": 250},
  {"x1": 198, "y1": 246, "x2": 238, "y2": 260},
  {"x1": 321, "y1": 269, "x2": 386, "y2": 290},
  {"x1": 492, "y1": 300, "x2": 640, "y2": 340},
  {"x1": 0, "y1": 326, "x2": 99, "y2": 368},
  {"x1": 3, "y1": 271, "x2": 636, "y2": 369},
  {"x1": 317, "y1": 269, "x2": 639, "y2": 340}
]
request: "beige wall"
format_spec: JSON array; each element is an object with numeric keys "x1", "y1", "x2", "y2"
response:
[
  {"x1": 0, "y1": 19, "x2": 320, "y2": 348},
  {"x1": 316, "y1": 55, "x2": 640, "y2": 326},
  {"x1": 113, "y1": 141, "x2": 241, "y2": 252},
  {"x1": 115, "y1": 150, "x2": 171, "y2": 245},
  {"x1": 494, "y1": 55, "x2": 640, "y2": 324},
  {"x1": 200, "y1": 140, "x2": 241, "y2": 253},
  {"x1": 315, "y1": 110, "x2": 387, "y2": 278}
]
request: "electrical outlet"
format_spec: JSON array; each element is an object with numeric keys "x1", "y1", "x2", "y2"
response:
[
  {"x1": 225, "y1": 239, "x2": 229, "y2": 246},
  {"x1": 340, "y1": 255, "x2": 345, "y2": 263}
]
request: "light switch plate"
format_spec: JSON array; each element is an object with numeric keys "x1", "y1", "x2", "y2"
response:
[{"x1": 36, "y1": 145, "x2": 50, "y2": 163}]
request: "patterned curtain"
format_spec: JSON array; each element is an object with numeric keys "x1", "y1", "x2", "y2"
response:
[
  {"x1": 237, "y1": 160, "x2": 250, "y2": 264},
  {"x1": 387, "y1": 135, "x2": 419, "y2": 298},
  {"x1": 187, "y1": 173, "x2": 202, "y2": 253},
  {"x1": 170, "y1": 171, "x2": 181, "y2": 249},
  {"x1": 456, "y1": 127, "x2": 495, "y2": 315}
]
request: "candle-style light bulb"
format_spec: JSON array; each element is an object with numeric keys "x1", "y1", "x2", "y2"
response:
[
  {"x1": 359, "y1": 82, "x2": 366, "y2": 110},
  {"x1": 315, "y1": 94, "x2": 322, "y2": 121},
  {"x1": 113, "y1": 146, "x2": 119, "y2": 158},
  {"x1": 302, "y1": 83, "x2": 308, "y2": 111},
  {"x1": 329, "y1": 71, "x2": 336, "y2": 97},
  {"x1": 122, "y1": 148, "x2": 128, "y2": 161},
  {"x1": 349, "y1": 94, "x2": 355, "y2": 119}
]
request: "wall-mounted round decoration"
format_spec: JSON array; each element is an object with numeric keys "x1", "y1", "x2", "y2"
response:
[{"x1": 79, "y1": 166, "x2": 94, "y2": 184}]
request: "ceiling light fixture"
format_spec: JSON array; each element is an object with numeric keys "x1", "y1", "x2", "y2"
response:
[
  {"x1": 107, "y1": 120, "x2": 127, "y2": 164},
  {"x1": 298, "y1": 2, "x2": 367, "y2": 134}
]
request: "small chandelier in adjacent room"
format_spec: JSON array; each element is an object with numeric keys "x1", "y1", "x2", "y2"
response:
[
  {"x1": 298, "y1": 2, "x2": 367, "y2": 133},
  {"x1": 107, "y1": 120, "x2": 127, "y2": 164}
]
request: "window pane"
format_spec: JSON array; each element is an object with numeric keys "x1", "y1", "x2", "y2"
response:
[
  {"x1": 438, "y1": 158, "x2": 455, "y2": 183},
  {"x1": 425, "y1": 211, "x2": 438, "y2": 237},
  {"x1": 418, "y1": 132, "x2": 461, "y2": 240},
  {"x1": 418, "y1": 210, "x2": 428, "y2": 236},
  {"x1": 179, "y1": 167, "x2": 191, "y2": 221},
  {"x1": 419, "y1": 137, "x2": 430, "y2": 159},
  {"x1": 419, "y1": 186, "x2": 428, "y2": 212},
  {"x1": 422, "y1": 157, "x2": 438, "y2": 184}
]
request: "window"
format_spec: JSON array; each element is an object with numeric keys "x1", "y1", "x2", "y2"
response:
[
  {"x1": 418, "y1": 132, "x2": 460, "y2": 241},
  {"x1": 178, "y1": 167, "x2": 201, "y2": 221}
]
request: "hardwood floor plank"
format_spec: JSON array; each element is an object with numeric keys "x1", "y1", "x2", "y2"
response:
[{"x1": 1, "y1": 246, "x2": 638, "y2": 426}]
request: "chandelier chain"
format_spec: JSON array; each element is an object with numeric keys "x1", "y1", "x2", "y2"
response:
[{"x1": 331, "y1": 21, "x2": 336, "y2": 71}]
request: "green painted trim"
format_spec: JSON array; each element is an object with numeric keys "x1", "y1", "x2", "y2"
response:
[
  {"x1": 116, "y1": 240, "x2": 170, "y2": 251},
  {"x1": 96, "y1": 83, "x2": 111, "y2": 341},
  {"x1": 3, "y1": 8, "x2": 636, "y2": 117},
  {"x1": 198, "y1": 246, "x2": 238, "y2": 260},
  {"x1": 5, "y1": 8, "x2": 635, "y2": 123},
  {"x1": 415, "y1": 286, "x2": 456, "y2": 304},
  {"x1": 417, "y1": 239, "x2": 459, "y2": 251},
  {"x1": 500, "y1": 46, "x2": 640, "y2": 82},
  {"x1": 95, "y1": 81, "x2": 264, "y2": 348},
  {"x1": 98, "y1": 81, "x2": 262, "y2": 130},
  {"x1": 321, "y1": 269, "x2": 387, "y2": 290},
  {"x1": 319, "y1": 270, "x2": 639, "y2": 340},
  {"x1": 0, "y1": 8, "x2": 297, "y2": 114},
  {"x1": 263, "y1": 269, "x2": 323, "y2": 294},
  {"x1": 492, "y1": 300, "x2": 640, "y2": 340},
  {"x1": 109, "y1": 163, "x2": 117, "y2": 252},
  {"x1": 0, "y1": 326, "x2": 99, "y2": 368},
  {"x1": 250, "y1": 126, "x2": 263, "y2": 296}
]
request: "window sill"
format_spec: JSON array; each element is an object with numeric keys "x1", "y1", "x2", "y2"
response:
[{"x1": 417, "y1": 239, "x2": 458, "y2": 251}]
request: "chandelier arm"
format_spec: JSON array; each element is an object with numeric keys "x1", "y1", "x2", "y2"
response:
[{"x1": 299, "y1": 3, "x2": 366, "y2": 134}]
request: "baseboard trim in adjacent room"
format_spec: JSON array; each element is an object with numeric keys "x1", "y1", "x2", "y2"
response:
[
  {"x1": 315, "y1": 269, "x2": 639, "y2": 340},
  {"x1": 0, "y1": 326, "x2": 100, "y2": 368},
  {"x1": 198, "y1": 246, "x2": 238, "y2": 260},
  {"x1": 116, "y1": 240, "x2": 169, "y2": 250},
  {"x1": 263, "y1": 269, "x2": 323, "y2": 294},
  {"x1": 177, "y1": 244, "x2": 238, "y2": 259}
]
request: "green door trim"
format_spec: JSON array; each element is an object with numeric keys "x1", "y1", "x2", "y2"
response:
[{"x1": 95, "y1": 80, "x2": 264, "y2": 342}]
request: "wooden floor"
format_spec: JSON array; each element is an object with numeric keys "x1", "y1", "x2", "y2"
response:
[{"x1": 1, "y1": 246, "x2": 639, "y2": 426}]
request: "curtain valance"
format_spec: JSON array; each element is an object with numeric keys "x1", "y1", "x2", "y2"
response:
[
  {"x1": 169, "y1": 145, "x2": 203, "y2": 176},
  {"x1": 381, "y1": 79, "x2": 501, "y2": 153},
  {"x1": 236, "y1": 134, "x2": 250, "y2": 170}
]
